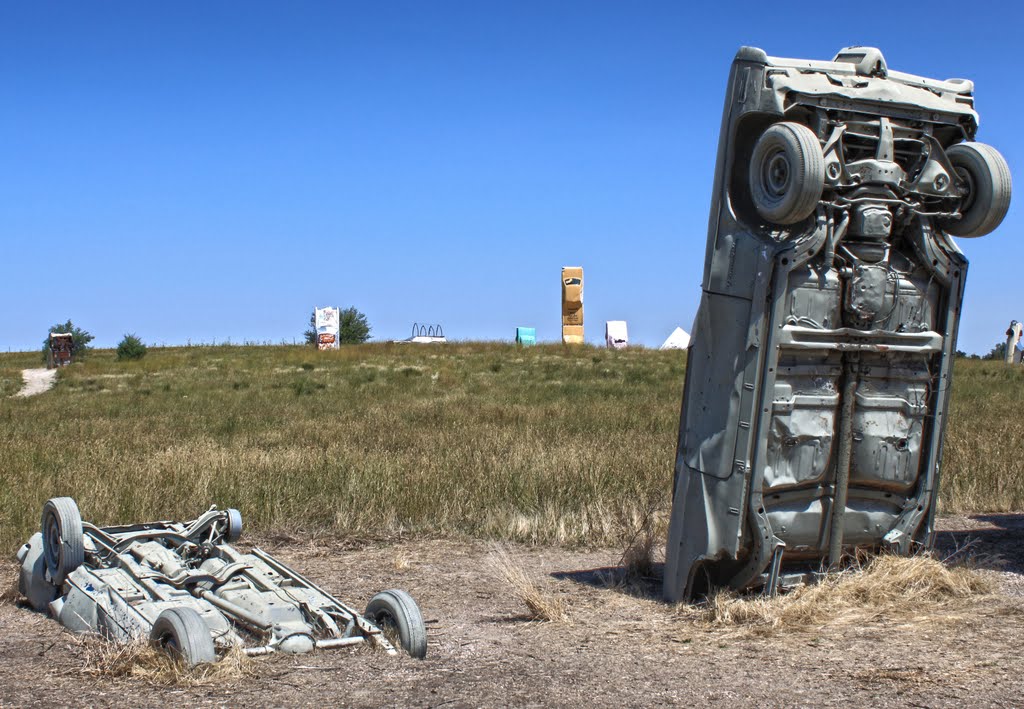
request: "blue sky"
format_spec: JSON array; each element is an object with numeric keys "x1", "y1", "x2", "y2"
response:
[{"x1": 2, "y1": 1, "x2": 1020, "y2": 352}]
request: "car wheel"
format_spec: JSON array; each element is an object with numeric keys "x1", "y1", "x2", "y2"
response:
[
  {"x1": 150, "y1": 608, "x2": 218, "y2": 667},
  {"x1": 225, "y1": 508, "x2": 243, "y2": 542},
  {"x1": 41, "y1": 497, "x2": 84, "y2": 585},
  {"x1": 365, "y1": 589, "x2": 428, "y2": 659},
  {"x1": 749, "y1": 121, "x2": 825, "y2": 225},
  {"x1": 941, "y1": 142, "x2": 1012, "y2": 237}
]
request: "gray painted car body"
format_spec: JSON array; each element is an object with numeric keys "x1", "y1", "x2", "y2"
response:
[
  {"x1": 664, "y1": 47, "x2": 1010, "y2": 601},
  {"x1": 18, "y1": 505, "x2": 401, "y2": 657}
]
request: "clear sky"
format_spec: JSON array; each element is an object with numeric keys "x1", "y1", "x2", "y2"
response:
[{"x1": 2, "y1": 1, "x2": 1020, "y2": 352}]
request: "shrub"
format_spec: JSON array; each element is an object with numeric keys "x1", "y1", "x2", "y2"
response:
[{"x1": 116, "y1": 334, "x2": 147, "y2": 361}]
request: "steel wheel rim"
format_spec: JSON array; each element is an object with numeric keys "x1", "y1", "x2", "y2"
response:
[
  {"x1": 763, "y1": 150, "x2": 791, "y2": 201},
  {"x1": 43, "y1": 513, "x2": 61, "y2": 570}
]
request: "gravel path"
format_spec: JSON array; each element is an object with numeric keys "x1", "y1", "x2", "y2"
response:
[{"x1": 14, "y1": 368, "x2": 57, "y2": 397}]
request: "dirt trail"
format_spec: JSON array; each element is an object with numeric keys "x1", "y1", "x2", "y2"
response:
[
  {"x1": 14, "y1": 368, "x2": 57, "y2": 397},
  {"x1": 2, "y1": 516, "x2": 1024, "y2": 707}
]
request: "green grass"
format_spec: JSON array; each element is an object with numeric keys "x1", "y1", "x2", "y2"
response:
[
  {"x1": 941, "y1": 358, "x2": 1024, "y2": 514},
  {"x1": 0, "y1": 344, "x2": 1019, "y2": 554},
  {"x1": 0, "y1": 350, "x2": 43, "y2": 397},
  {"x1": 0, "y1": 343, "x2": 684, "y2": 552},
  {"x1": 0, "y1": 368, "x2": 24, "y2": 398}
]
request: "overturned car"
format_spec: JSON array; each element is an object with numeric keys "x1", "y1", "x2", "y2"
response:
[
  {"x1": 664, "y1": 47, "x2": 1011, "y2": 601},
  {"x1": 18, "y1": 498, "x2": 427, "y2": 665}
]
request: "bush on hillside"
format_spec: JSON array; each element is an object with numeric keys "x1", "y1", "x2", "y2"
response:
[{"x1": 116, "y1": 333, "x2": 147, "y2": 361}]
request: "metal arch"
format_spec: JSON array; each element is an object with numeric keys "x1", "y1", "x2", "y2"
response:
[{"x1": 410, "y1": 323, "x2": 444, "y2": 339}]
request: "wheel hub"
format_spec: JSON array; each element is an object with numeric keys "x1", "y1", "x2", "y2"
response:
[
  {"x1": 44, "y1": 515, "x2": 60, "y2": 568},
  {"x1": 764, "y1": 151, "x2": 791, "y2": 199}
]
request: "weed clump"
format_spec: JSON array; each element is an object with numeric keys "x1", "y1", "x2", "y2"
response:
[
  {"x1": 488, "y1": 544, "x2": 568, "y2": 622},
  {"x1": 292, "y1": 378, "x2": 325, "y2": 396},
  {"x1": 78, "y1": 638, "x2": 256, "y2": 686},
  {"x1": 687, "y1": 553, "x2": 998, "y2": 634}
]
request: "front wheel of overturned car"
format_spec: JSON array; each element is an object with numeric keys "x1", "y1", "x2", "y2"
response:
[
  {"x1": 365, "y1": 589, "x2": 428, "y2": 659},
  {"x1": 941, "y1": 142, "x2": 1012, "y2": 238},
  {"x1": 150, "y1": 608, "x2": 218, "y2": 668},
  {"x1": 41, "y1": 497, "x2": 84, "y2": 586},
  {"x1": 749, "y1": 121, "x2": 825, "y2": 225}
]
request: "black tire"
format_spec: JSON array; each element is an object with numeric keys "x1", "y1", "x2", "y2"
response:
[
  {"x1": 225, "y1": 509, "x2": 243, "y2": 542},
  {"x1": 41, "y1": 497, "x2": 84, "y2": 585},
  {"x1": 365, "y1": 589, "x2": 427, "y2": 659},
  {"x1": 749, "y1": 122, "x2": 825, "y2": 225},
  {"x1": 150, "y1": 608, "x2": 217, "y2": 667},
  {"x1": 942, "y1": 142, "x2": 1012, "y2": 237}
]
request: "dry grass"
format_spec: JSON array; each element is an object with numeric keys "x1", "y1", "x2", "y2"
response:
[
  {"x1": 487, "y1": 544, "x2": 569, "y2": 622},
  {"x1": 77, "y1": 636, "x2": 256, "y2": 685},
  {"x1": 0, "y1": 343, "x2": 683, "y2": 553},
  {"x1": 0, "y1": 572, "x2": 20, "y2": 606},
  {"x1": 618, "y1": 507, "x2": 666, "y2": 581},
  {"x1": 0, "y1": 369, "x2": 24, "y2": 397},
  {"x1": 0, "y1": 345, "x2": 1021, "y2": 555},
  {"x1": 686, "y1": 553, "x2": 998, "y2": 635},
  {"x1": 941, "y1": 360, "x2": 1024, "y2": 513}
]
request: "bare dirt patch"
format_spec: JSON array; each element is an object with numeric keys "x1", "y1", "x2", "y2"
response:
[
  {"x1": 2, "y1": 517, "x2": 1024, "y2": 707},
  {"x1": 13, "y1": 368, "x2": 56, "y2": 398}
]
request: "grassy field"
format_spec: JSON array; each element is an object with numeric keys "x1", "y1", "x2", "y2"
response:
[
  {"x1": 0, "y1": 350, "x2": 40, "y2": 398},
  {"x1": 0, "y1": 343, "x2": 1021, "y2": 554}
]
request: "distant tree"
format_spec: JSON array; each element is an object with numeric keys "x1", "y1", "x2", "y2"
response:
[
  {"x1": 304, "y1": 310, "x2": 317, "y2": 346},
  {"x1": 339, "y1": 307, "x2": 372, "y2": 344},
  {"x1": 982, "y1": 341, "x2": 1006, "y2": 361},
  {"x1": 955, "y1": 349, "x2": 968, "y2": 358},
  {"x1": 304, "y1": 307, "x2": 372, "y2": 346},
  {"x1": 116, "y1": 333, "x2": 147, "y2": 361},
  {"x1": 41, "y1": 320, "x2": 94, "y2": 362}
]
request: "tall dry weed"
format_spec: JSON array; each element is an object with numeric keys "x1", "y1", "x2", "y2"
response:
[{"x1": 487, "y1": 544, "x2": 569, "y2": 622}]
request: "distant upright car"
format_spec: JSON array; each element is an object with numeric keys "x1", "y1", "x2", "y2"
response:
[
  {"x1": 605, "y1": 321, "x2": 628, "y2": 349},
  {"x1": 46, "y1": 332, "x2": 74, "y2": 369},
  {"x1": 561, "y1": 267, "x2": 584, "y2": 344},
  {"x1": 515, "y1": 326, "x2": 537, "y2": 346},
  {"x1": 664, "y1": 46, "x2": 1011, "y2": 601},
  {"x1": 1005, "y1": 321, "x2": 1023, "y2": 364},
  {"x1": 314, "y1": 306, "x2": 341, "y2": 350}
]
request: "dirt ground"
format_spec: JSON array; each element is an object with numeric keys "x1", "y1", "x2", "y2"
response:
[
  {"x1": 3, "y1": 516, "x2": 1024, "y2": 708},
  {"x1": 13, "y1": 368, "x2": 56, "y2": 398}
]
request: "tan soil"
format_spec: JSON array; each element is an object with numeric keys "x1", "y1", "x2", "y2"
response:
[
  {"x1": 2, "y1": 516, "x2": 1024, "y2": 707},
  {"x1": 13, "y1": 369, "x2": 57, "y2": 398}
]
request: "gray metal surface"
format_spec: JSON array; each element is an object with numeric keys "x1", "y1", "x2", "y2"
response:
[
  {"x1": 664, "y1": 46, "x2": 1011, "y2": 601},
  {"x1": 18, "y1": 500, "x2": 426, "y2": 660}
]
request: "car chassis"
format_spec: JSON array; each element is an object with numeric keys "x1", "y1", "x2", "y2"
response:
[
  {"x1": 663, "y1": 46, "x2": 1012, "y2": 601},
  {"x1": 18, "y1": 498, "x2": 427, "y2": 665}
]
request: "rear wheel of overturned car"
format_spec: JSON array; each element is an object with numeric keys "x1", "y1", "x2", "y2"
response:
[
  {"x1": 150, "y1": 608, "x2": 218, "y2": 668},
  {"x1": 941, "y1": 142, "x2": 1012, "y2": 238},
  {"x1": 749, "y1": 121, "x2": 825, "y2": 225},
  {"x1": 225, "y1": 508, "x2": 243, "y2": 542},
  {"x1": 41, "y1": 497, "x2": 84, "y2": 585},
  {"x1": 365, "y1": 589, "x2": 428, "y2": 659}
]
